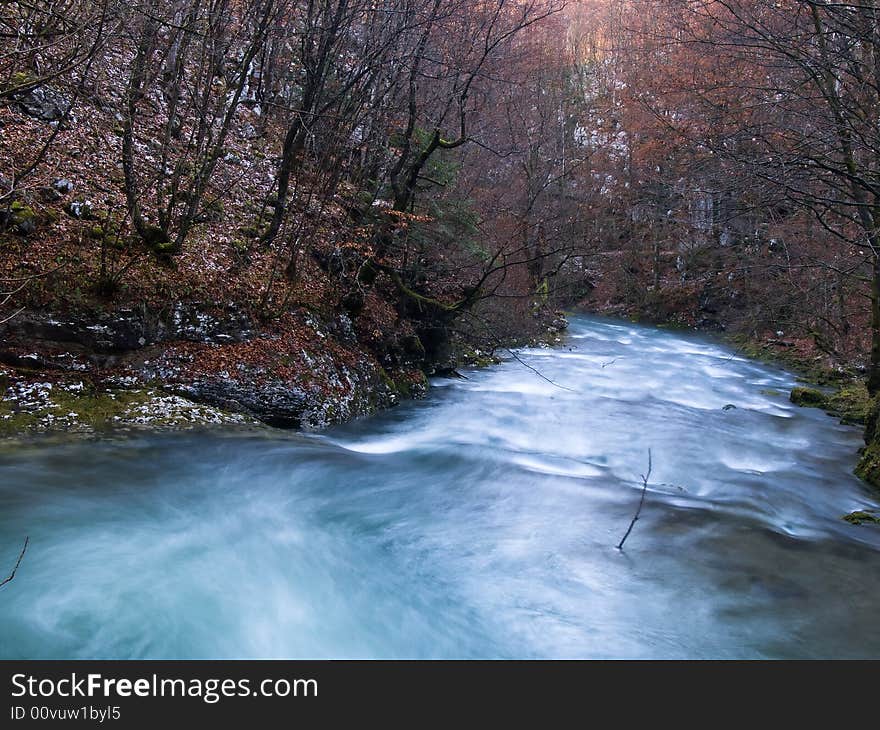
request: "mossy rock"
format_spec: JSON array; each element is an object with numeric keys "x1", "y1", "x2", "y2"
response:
[
  {"x1": 855, "y1": 440, "x2": 880, "y2": 489},
  {"x1": 842, "y1": 510, "x2": 880, "y2": 526},
  {"x1": 0, "y1": 409, "x2": 40, "y2": 437},
  {"x1": 5, "y1": 201, "x2": 37, "y2": 235},
  {"x1": 400, "y1": 334, "x2": 426, "y2": 360},
  {"x1": 64, "y1": 198, "x2": 99, "y2": 220},
  {"x1": 0, "y1": 385, "x2": 156, "y2": 437},
  {"x1": 856, "y1": 388, "x2": 880, "y2": 489},
  {"x1": 790, "y1": 387, "x2": 827, "y2": 408},
  {"x1": 141, "y1": 223, "x2": 174, "y2": 254},
  {"x1": 98, "y1": 221, "x2": 125, "y2": 249},
  {"x1": 788, "y1": 380, "x2": 871, "y2": 426},
  {"x1": 825, "y1": 384, "x2": 872, "y2": 425}
]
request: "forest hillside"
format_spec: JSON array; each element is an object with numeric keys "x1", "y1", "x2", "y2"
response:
[{"x1": 2, "y1": 0, "x2": 879, "y2": 484}]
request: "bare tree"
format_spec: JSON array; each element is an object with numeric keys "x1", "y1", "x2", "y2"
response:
[
  {"x1": 625, "y1": 0, "x2": 880, "y2": 389},
  {"x1": 120, "y1": 0, "x2": 282, "y2": 251}
]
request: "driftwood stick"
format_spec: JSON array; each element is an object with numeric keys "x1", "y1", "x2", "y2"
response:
[
  {"x1": 0, "y1": 537, "x2": 29, "y2": 589},
  {"x1": 617, "y1": 451, "x2": 651, "y2": 550}
]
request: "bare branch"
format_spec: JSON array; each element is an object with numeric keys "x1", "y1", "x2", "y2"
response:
[
  {"x1": 617, "y1": 450, "x2": 652, "y2": 551},
  {"x1": 0, "y1": 537, "x2": 29, "y2": 590}
]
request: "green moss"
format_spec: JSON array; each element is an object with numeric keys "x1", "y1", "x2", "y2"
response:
[
  {"x1": 5, "y1": 201, "x2": 37, "y2": 235},
  {"x1": 728, "y1": 334, "x2": 850, "y2": 385},
  {"x1": 656, "y1": 321, "x2": 692, "y2": 331},
  {"x1": 1, "y1": 383, "x2": 252, "y2": 438},
  {"x1": 855, "y1": 440, "x2": 880, "y2": 489},
  {"x1": 3, "y1": 71, "x2": 38, "y2": 94},
  {"x1": 789, "y1": 386, "x2": 827, "y2": 408},
  {"x1": 0, "y1": 386, "x2": 154, "y2": 437},
  {"x1": 825, "y1": 384, "x2": 872, "y2": 425},
  {"x1": 378, "y1": 368, "x2": 428, "y2": 401},
  {"x1": 789, "y1": 382, "x2": 872, "y2": 426},
  {"x1": 842, "y1": 510, "x2": 880, "y2": 526},
  {"x1": 760, "y1": 389, "x2": 783, "y2": 397},
  {"x1": 49, "y1": 388, "x2": 153, "y2": 426},
  {"x1": 0, "y1": 408, "x2": 39, "y2": 437}
]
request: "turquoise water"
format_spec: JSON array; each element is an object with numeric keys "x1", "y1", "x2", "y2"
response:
[{"x1": 1, "y1": 316, "x2": 879, "y2": 658}]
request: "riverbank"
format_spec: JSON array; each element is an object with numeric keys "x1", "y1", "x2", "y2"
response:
[
  {"x1": 0, "y1": 301, "x2": 568, "y2": 439},
  {"x1": 697, "y1": 340, "x2": 880, "y2": 492}
]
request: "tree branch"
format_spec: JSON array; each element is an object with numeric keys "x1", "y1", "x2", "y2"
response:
[
  {"x1": 0, "y1": 537, "x2": 29, "y2": 589},
  {"x1": 617, "y1": 450, "x2": 652, "y2": 550}
]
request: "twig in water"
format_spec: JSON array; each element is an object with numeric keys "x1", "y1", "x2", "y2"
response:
[
  {"x1": 617, "y1": 451, "x2": 652, "y2": 551},
  {"x1": 457, "y1": 309, "x2": 576, "y2": 392},
  {"x1": 502, "y1": 347, "x2": 577, "y2": 392},
  {"x1": 0, "y1": 537, "x2": 29, "y2": 589}
]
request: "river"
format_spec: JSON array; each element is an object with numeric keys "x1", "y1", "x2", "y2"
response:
[{"x1": 1, "y1": 315, "x2": 879, "y2": 658}]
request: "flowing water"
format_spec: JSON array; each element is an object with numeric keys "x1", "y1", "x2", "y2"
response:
[{"x1": 1, "y1": 315, "x2": 879, "y2": 659}]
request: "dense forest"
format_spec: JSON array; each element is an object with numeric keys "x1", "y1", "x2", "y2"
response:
[{"x1": 2, "y1": 1, "x2": 880, "y2": 483}]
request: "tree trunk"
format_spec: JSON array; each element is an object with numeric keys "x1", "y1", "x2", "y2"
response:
[{"x1": 869, "y1": 254, "x2": 880, "y2": 395}]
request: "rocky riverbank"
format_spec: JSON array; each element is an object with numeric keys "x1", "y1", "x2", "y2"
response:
[
  {"x1": 0, "y1": 301, "x2": 567, "y2": 439},
  {"x1": 0, "y1": 302, "x2": 424, "y2": 437}
]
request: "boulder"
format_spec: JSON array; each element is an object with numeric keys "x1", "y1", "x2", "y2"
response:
[
  {"x1": 64, "y1": 199, "x2": 96, "y2": 220},
  {"x1": 1, "y1": 201, "x2": 37, "y2": 236},
  {"x1": 17, "y1": 86, "x2": 72, "y2": 121},
  {"x1": 789, "y1": 386, "x2": 827, "y2": 408},
  {"x1": 53, "y1": 179, "x2": 74, "y2": 195}
]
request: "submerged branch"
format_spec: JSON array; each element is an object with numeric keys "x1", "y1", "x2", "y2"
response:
[
  {"x1": 502, "y1": 346, "x2": 577, "y2": 392},
  {"x1": 617, "y1": 451, "x2": 652, "y2": 551},
  {"x1": 0, "y1": 537, "x2": 29, "y2": 589}
]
